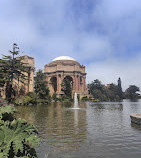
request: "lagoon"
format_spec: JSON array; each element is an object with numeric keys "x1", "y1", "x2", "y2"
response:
[{"x1": 16, "y1": 100, "x2": 141, "y2": 158}]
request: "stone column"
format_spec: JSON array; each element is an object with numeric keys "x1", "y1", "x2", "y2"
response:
[
  {"x1": 78, "y1": 76, "x2": 80, "y2": 91},
  {"x1": 75, "y1": 75, "x2": 77, "y2": 91},
  {"x1": 72, "y1": 76, "x2": 75, "y2": 91},
  {"x1": 84, "y1": 77, "x2": 86, "y2": 91},
  {"x1": 57, "y1": 75, "x2": 59, "y2": 92},
  {"x1": 61, "y1": 74, "x2": 63, "y2": 91}
]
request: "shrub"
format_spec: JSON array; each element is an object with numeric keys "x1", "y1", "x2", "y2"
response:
[
  {"x1": 52, "y1": 92, "x2": 57, "y2": 102},
  {"x1": 0, "y1": 98, "x2": 8, "y2": 107},
  {"x1": 0, "y1": 106, "x2": 40, "y2": 157},
  {"x1": 14, "y1": 92, "x2": 38, "y2": 106}
]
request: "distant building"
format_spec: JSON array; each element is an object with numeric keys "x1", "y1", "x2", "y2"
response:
[
  {"x1": 106, "y1": 84, "x2": 111, "y2": 88},
  {"x1": 18, "y1": 55, "x2": 35, "y2": 93},
  {"x1": 44, "y1": 56, "x2": 88, "y2": 99}
]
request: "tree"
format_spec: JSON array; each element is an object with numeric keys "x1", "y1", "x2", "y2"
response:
[
  {"x1": 117, "y1": 77, "x2": 123, "y2": 100},
  {"x1": 0, "y1": 43, "x2": 30, "y2": 102},
  {"x1": 105, "y1": 83, "x2": 119, "y2": 101},
  {"x1": 88, "y1": 79, "x2": 121, "y2": 101},
  {"x1": 125, "y1": 85, "x2": 140, "y2": 100},
  {"x1": 88, "y1": 79, "x2": 105, "y2": 97},
  {"x1": 0, "y1": 66, "x2": 5, "y2": 88},
  {"x1": 61, "y1": 77, "x2": 72, "y2": 98},
  {"x1": 34, "y1": 70, "x2": 50, "y2": 102}
]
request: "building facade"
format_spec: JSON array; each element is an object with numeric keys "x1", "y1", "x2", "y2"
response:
[
  {"x1": 44, "y1": 56, "x2": 88, "y2": 99},
  {"x1": 20, "y1": 55, "x2": 35, "y2": 93}
]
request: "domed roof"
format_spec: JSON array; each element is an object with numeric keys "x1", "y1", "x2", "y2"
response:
[{"x1": 52, "y1": 56, "x2": 76, "y2": 61}]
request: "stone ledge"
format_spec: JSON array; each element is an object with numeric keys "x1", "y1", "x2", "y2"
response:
[{"x1": 130, "y1": 113, "x2": 141, "y2": 125}]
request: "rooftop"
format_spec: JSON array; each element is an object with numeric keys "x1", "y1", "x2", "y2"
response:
[{"x1": 52, "y1": 56, "x2": 76, "y2": 61}]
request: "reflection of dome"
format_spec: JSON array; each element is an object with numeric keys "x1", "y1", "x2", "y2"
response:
[{"x1": 52, "y1": 56, "x2": 76, "y2": 61}]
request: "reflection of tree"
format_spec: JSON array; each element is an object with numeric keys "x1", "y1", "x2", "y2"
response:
[
  {"x1": 45, "y1": 102, "x2": 87, "y2": 150},
  {"x1": 89, "y1": 102, "x2": 123, "y2": 111},
  {"x1": 131, "y1": 123, "x2": 141, "y2": 131},
  {"x1": 16, "y1": 106, "x2": 36, "y2": 123},
  {"x1": 16, "y1": 102, "x2": 88, "y2": 157}
]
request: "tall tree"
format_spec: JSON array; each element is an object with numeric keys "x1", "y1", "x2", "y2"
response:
[
  {"x1": 88, "y1": 79, "x2": 104, "y2": 96},
  {"x1": 125, "y1": 85, "x2": 140, "y2": 100},
  {"x1": 0, "y1": 65, "x2": 5, "y2": 97},
  {"x1": 0, "y1": 43, "x2": 30, "y2": 102},
  {"x1": 117, "y1": 77, "x2": 123, "y2": 100},
  {"x1": 61, "y1": 77, "x2": 72, "y2": 98},
  {"x1": 34, "y1": 69, "x2": 50, "y2": 101},
  {"x1": 88, "y1": 79, "x2": 121, "y2": 101}
]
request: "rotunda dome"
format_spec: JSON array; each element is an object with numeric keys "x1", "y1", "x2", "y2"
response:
[{"x1": 52, "y1": 56, "x2": 76, "y2": 61}]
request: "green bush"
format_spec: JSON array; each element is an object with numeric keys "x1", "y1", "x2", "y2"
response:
[
  {"x1": 14, "y1": 92, "x2": 38, "y2": 106},
  {"x1": 81, "y1": 97, "x2": 88, "y2": 101},
  {"x1": 0, "y1": 98, "x2": 8, "y2": 107},
  {"x1": 26, "y1": 92, "x2": 38, "y2": 104},
  {"x1": 0, "y1": 106, "x2": 40, "y2": 158}
]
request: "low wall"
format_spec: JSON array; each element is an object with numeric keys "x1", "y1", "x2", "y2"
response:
[{"x1": 130, "y1": 113, "x2": 141, "y2": 125}]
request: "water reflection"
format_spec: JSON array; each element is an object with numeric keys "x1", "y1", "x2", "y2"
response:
[
  {"x1": 88, "y1": 101, "x2": 123, "y2": 112},
  {"x1": 16, "y1": 100, "x2": 141, "y2": 158},
  {"x1": 131, "y1": 123, "x2": 141, "y2": 131},
  {"x1": 16, "y1": 102, "x2": 88, "y2": 158}
]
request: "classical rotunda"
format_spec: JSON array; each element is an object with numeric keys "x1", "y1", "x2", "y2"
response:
[{"x1": 44, "y1": 56, "x2": 88, "y2": 99}]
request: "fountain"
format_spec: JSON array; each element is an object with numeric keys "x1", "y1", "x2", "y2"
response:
[{"x1": 73, "y1": 92, "x2": 80, "y2": 109}]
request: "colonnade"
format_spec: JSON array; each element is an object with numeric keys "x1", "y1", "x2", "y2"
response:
[{"x1": 47, "y1": 73, "x2": 87, "y2": 97}]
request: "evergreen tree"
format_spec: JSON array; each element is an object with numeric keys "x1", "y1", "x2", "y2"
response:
[
  {"x1": 34, "y1": 69, "x2": 50, "y2": 102},
  {"x1": 0, "y1": 43, "x2": 30, "y2": 102},
  {"x1": 0, "y1": 65, "x2": 5, "y2": 97},
  {"x1": 117, "y1": 77, "x2": 123, "y2": 100}
]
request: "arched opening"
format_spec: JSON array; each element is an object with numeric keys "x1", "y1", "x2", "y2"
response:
[
  {"x1": 50, "y1": 76, "x2": 57, "y2": 92},
  {"x1": 62, "y1": 76, "x2": 73, "y2": 98},
  {"x1": 80, "y1": 76, "x2": 83, "y2": 84}
]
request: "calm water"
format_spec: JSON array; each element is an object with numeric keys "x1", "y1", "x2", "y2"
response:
[{"x1": 16, "y1": 100, "x2": 141, "y2": 158}]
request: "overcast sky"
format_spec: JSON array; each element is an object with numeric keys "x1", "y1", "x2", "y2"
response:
[{"x1": 0, "y1": 0, "x2": 141, "y2": 90}]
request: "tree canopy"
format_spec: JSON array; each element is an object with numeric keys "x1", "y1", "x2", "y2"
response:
[
  {"x1": 0, "y1": 43, "x2": 30, "y2": 102},
  {"x1": 125, "y1": 85, "x2": 140, "y2": 100},
  {"x1": 34, "y1": 69, "x2": 50, "y2": 102},
  {"x1": 61, "y1": 77, "x2": 72, "y2": 98},
  {"x1": 88, "y1": 79, "x2": 122, "y2": 101}
]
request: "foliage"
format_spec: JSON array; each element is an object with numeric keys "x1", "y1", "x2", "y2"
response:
[
  {"x1": 0, "y1": 106, "x2": 17, "y2": 121},
  {"x1": 26, "y1": 92, "x2": 38, "y2": 104},
  {"x1": 88, "y1": 79, "x2": 122, "y2": 101},
  {"x1": 34, "y1": 70, "x2": 50, "y2": 103},
  {"x1": 0, "y1": 98, "x2": 8, "y2": 107},
  {"x1": 81, "y1": 97, "x2": 88, "y2": 101},
  {"x1": 0, "y1": 106, "x2": 40, "y2": 158},
  {"x1": 117, "y1": 77, "x2": 123, "y2": 100},
  {"x1": 52, "y1": 92, "x2": 57, "y2": 102},
  {"x1": 0, "y1": 43, "x2": 31, "y2": 102},
  {"x1": 61, "y1": 77, "x2": 72, "y2": 98},
  {"x1": 0, "y1": 66, "x2": 5, "y2": 88},
  {"x1": 125, "y1": 85, "x2": 140, "y2": 100},
  {"x1": 14, "y1": 92, "x2": 38, "y2": 106}
]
